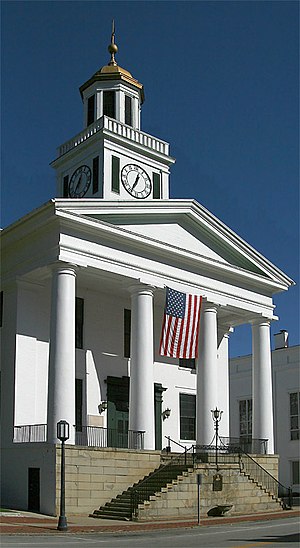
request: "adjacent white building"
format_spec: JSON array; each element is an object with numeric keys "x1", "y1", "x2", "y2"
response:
[
  {"x1": 0, "y1": 31, "x2": 296, "y2": 513},
  {"x1": 230, "y1": 331, "x2": 300, "y2": 493}
]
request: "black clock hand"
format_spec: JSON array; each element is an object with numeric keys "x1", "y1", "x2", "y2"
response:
[
  {"x1": 75, "y1": 174, "x2": 83, "y2": 193},
  {"x1": 131, "y1": 174, "x2": 140, "y2": 191}
]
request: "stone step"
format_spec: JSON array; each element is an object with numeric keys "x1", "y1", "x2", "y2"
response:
[
  {"x1": 102, "y1": 501, "x2": 132, "y2": 510},
  {"x1": 91, "y1": 512, "x2": 130, "y2": 521},
  {"x1": 92, "y1": 508, "x2": 131, "y2": 519}
]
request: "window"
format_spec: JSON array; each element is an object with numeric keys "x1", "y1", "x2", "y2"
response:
[
  {"x1": 87, "y1": 95, "x2": 95, "y2": 126},
  {"x1": 103, "y1": 91, "x2": 115, "y2": 118},
  {"x1": 153, "y1": 172, "x2": 161, "y2": 199},
  {"x1": 125, "y1": 95, "x2": 132, "y2": 126},
  {"x1": 124, "y1": 309, "x2": 131, "y2": 358},
  {"x1": 93, "y1": 156, "x2": 99, "y2": 195},
  {"x1": 75, "y1": 379, "x2": 83, "y2": 432},
  {"x1": 290, "y1": 392, "x2": 300, "y2": 440},
  {"x1": 0, "y1": 291, "x2": 3, "y2": 327},
  {"x1": 179, "y1": 358, "x2": 195, "y2": 370},
  {"x1": 291, "y1": 461, "x2": 300, "y2": 485},
  {"x1": 111, "y1": 156, "x2": 120, "y2": 193},
  {"x1": 76, "y1": 297, "x2": 84, "y2": 349},
  {"x1": 239, "y1": 399, "x2": 252, "y2": 439},
  {"x1": 63, "y1": 175, "x2": 69, "y2": 198},
  {"x1": 179, "y1": 393, "x2": 196, "y2": 440}
]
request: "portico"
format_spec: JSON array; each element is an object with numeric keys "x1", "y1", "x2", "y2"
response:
[{"x1": 41, "y1": 224, "x2": 279, "y2": 454}]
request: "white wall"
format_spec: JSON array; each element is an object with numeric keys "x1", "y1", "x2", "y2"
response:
[
  {"x1": 272, "y1": 346, "x2": 299, "y2": 489},
  {"x1": 14, "y1": 280, "x2": 50, "y2": 426},
  {"x1": 1, "y1": 444, "x2": 56, "y2": 515}
]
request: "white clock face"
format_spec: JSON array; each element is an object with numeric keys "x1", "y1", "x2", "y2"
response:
[
  {"x1": 121, "y1": 164, "x2": 152, "y2": 199},
  {"x1": 69, "y1": 165, "x2": 91, "y2": 198}
]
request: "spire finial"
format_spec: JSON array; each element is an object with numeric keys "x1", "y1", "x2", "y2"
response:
[{"x1": 108, "y1": 19, "x2": 118, "y2": 66}]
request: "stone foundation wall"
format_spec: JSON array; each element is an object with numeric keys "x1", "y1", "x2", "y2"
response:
[
  {"x1": 55, "y1": 448, "x2": 280, "y2": 517},
  {"x1": 55, "y1": 446, "x2": 161, "y2": 515}
]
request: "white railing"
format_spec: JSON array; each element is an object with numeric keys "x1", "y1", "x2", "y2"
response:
[
  {"x1": 13, "y1": 424, "x2": 47, "y2": 443},
  {"x1": 13, "y1": 424, "x2": 144, "y2": 449},
  {"x1": 57, "y1": 116, "x2": 169, "y2": 158}
]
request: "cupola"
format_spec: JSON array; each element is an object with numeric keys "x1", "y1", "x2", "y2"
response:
[{"x1": 79, "y1": 22, "x2": 144, "y2": 130}]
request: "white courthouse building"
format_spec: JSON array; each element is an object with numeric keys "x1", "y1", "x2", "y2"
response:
[{"x1": 0, "y1": 33, "x2": 296, "y2": 515}]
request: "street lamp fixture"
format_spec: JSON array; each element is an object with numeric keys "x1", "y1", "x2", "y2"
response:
[
  {"x1": 211, "y1": 407, "x2": 223, "y2": 470},
  {"x1": 98, "y1": 401, "x2": 108, "y2": 414},
  {"x1": 162, "y1": 408, "x2": 171, "y2": 421},
  {"x1": 57, "y1": 420, "x2": 69, "y2": 531}
]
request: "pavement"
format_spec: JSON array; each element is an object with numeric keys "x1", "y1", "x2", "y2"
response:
[{"x1": 0, "y1": 508, "x2": 299, "y2": 535}]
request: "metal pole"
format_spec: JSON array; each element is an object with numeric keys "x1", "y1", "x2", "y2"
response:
[
  {"x1": 289, "y1": 487, "x2": 293, "y2": 509},
  {"x1": 215, "y1": 418, "x2": 218, "y2": 471},
  {"x1": 57, "y1": 439, "x2": 68, "y2": 531},
  {"x1": 197, "y1": 474, "x2": 202, "y2": 526}
]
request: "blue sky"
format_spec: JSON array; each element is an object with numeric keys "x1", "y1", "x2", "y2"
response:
[{"x1": 1, "y1": 1, "x2": 299, "y2": 357}]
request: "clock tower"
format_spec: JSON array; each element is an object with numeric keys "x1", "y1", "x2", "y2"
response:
[{"x1": 52, "y1": 24, "x2": 175, "y2": 200}]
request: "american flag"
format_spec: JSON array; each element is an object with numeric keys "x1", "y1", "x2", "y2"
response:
[{"x1": 159, "y1": 287, "x2": 202, "y2": 359}]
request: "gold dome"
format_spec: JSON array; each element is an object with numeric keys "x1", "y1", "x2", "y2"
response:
[{"x1": 79, "y1": 21, "x2": 144, "y2": 103}]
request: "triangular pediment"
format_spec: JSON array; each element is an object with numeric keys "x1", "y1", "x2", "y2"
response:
[{"x1": 54, "y1": 198, "x2": 294, "y2": 291}]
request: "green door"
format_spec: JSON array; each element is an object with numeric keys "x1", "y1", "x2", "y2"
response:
[{"x1": 107, "y1": 376, "x2": 129, "y2": 448}]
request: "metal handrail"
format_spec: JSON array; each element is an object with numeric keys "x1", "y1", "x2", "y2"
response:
[
  {"x1": 238, "y1": 449, "x2": 293, "y2": 509},
  {"x1": 164, "y1": 435, "x2": 187, "y2": 451},
  {"x1": 219, "y1": 436, "x2": 268, "y2": 455}
]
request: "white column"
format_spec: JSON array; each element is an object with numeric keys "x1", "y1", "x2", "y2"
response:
[
  {"x1": 252, "y1": 319, "x2": 274, "y2": 454},
  {"x1": 116, "y1": 90, "x2": 123, "y2": 123},
  {"x1": 196, "y1": 303, "x2": 218, "y2": 446},
  {"x1": 128, "y1": 285, "x2": 155, "y2": 450},
  {"x1": 217, "y1": 330, "x2": 231, "y2": 439},
  {"x1": 47, "y1": 263, "x2": 77, "y2": 444},
  {"x1": 96, "y1": 90, "x2": 103, "y2": 120},
  {"x1": 133, "y1": 96, "x2": 140, "y2": 129}
]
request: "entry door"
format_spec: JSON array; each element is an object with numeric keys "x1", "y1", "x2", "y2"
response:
[
  {"x1": 28, "y1": 468, "x2": 40, "y2": 512},
  {"x1": 107, "y1": 402, "x2": 129, "y2": 448},
  {"x1": 106, "y1": 376, "x2": 129, "y2": 448}
]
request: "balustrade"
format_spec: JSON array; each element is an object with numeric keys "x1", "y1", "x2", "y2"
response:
[{"x1": 57, "y1": 116, "x2": 169, "y2": 158}]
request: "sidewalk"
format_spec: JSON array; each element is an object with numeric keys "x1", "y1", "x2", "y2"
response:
[{"x1": 1, "y1": 508, "x2": 299, "y2": 535}]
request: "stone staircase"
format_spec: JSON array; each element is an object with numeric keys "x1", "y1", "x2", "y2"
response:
[
  {"x1": 90, "y1": 462, "x2": 192, "y2": 521},
  {"x1": 134, "y1": 464, "x2": 285, "y2": 521},
  {"x1": 90, "y1": 460, "x2": 286, "y2": 521}
]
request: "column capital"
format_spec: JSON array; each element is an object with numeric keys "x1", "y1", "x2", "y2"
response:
[
  {"x1": 128, "y1": 283, "x2": 155, "y2": 297},
  {"x1": 202, "y1": 301, "x2": 219, "y2": 314},
  {"x1": 251, "y1": 317, "x2": 271, "y2": 328},
  {"x1": 50, "y1": 262, "x2": 78, "y2": 277}
]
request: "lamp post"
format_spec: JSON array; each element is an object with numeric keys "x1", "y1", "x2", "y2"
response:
[
  {"x1": 211, "y1": 408, "x2": 223, "y2": 471},
  {"x1": 57, "y1": 420, "x2": 69, "y2": 531}
]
